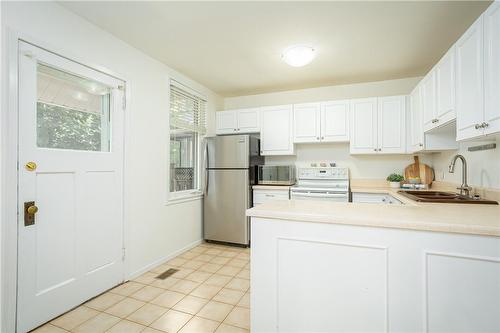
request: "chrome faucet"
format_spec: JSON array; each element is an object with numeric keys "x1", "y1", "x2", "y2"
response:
[{"x1": 448, "y1": 154, "x2": 472, "y2": 197}]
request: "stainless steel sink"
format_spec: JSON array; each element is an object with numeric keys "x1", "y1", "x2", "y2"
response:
[{"x1": 397, "y1": 191, "x2": 498, "y2": 205}]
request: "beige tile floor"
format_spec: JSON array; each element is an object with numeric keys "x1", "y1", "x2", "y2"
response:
[{"x1": 32, "y1": 242, "x2": 250, "y2": 333}]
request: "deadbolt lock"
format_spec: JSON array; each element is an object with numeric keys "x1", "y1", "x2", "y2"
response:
[
  {"x1": 24, "y1": 201, "x2": 38, "y2": 226},
  {"x1": 25, "y1": 162, "x2": 37, "y2": 171}
]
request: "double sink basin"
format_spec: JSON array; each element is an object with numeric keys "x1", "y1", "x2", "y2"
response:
[{"x1": 398, "y1": 191, "x2": 498, "y2": 205}]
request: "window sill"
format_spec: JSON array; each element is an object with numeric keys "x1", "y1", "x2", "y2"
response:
[{"x1": 166, "y1": 191, "x2": 203, "y2": 206}]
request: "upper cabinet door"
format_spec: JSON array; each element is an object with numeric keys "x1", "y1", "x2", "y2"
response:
[
  {"x1": 410, "y1": 85, "x2": 424, "y2": 152},
  {"x1": 293, "y1": 103, "x2": 321, "y2": 143},
  {"x1": 216, "y1": 110, "x2": 238, "y2": 134},
  {"x1": 320, "y1": 100, "x2": 350, "y2": 142},
  {"x1": 456, "y1": 15, "x2": 484, "y2": 141},
  {"x1": 377, "y1": 96, "x2": 406, "y2": 154},
  {"x1": 422, "y1": 70, "x2": 437, "y2": 132},
  {"x1": 484, "y1": 2, "x2": 500, "y2": 136},
  {"x1": 261, "y1": 105, "x2": 294, "y2": 155},
  {"x1": 350, "y1": 98, "x2": 378, "y2": 154},
  {"x1": 237, "y1": 108, "x2": 260, "y2": 133},
  {"x1": 436, "y1": 47, "x2": 456, "y2": 124}
]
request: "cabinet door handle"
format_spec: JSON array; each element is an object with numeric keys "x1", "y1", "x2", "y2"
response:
[
  {"x1": 419, "y1": 143, "x2": 423, "y2": 147},
  {"x1": 373, "y1": 148, "x2": 377, "y2": 152},
  {"x1": 432, "y1": 118, "x2": 439, "y2": 124},
  {"x1": 482, "y1": 122, "x2": 489, "y2": 128},
  {"x1": 316, "y1": 137, "x2": 320, "y2": 140},
  {"x1": 475, "y1": 123, "x2": 482, "y2": 129}
]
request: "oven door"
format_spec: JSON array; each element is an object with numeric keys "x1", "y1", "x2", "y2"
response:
[{"x1": 291, "y1": 190, "x2": 349, "y2": 202}]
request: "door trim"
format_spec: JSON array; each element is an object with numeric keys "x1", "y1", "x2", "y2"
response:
[{"x1": 1, "y1": 31, "x2": 130, "y2": 333}]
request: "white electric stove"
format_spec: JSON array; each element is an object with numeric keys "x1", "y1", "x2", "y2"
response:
[{"x1": 290, "y1": 167, "x2": 350, "y2": 202}]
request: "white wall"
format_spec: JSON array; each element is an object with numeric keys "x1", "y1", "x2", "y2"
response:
[
  {"x1": 224, "y1": 77, "x2": 429, "y2": 179},
  {"x1": 1, "y1": 2, "x2": 222, "y2": 330},
  {"x1": 431, "y1": 141, "x2": 500, "y2": 189},
  {"x1": 224, "y1": 77, "x2": 421, "y2": 109}
]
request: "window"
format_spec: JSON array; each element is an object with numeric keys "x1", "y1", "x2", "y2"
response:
[
  {"x1": 37, "y1": 63, "x2": 111, "y2": 152},
  {"x1": 169, "y1": 81, "x2": 206, "y2": 197}
]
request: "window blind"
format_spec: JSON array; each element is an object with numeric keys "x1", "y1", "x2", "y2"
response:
[{"x1": 170, "y1": 84, "x2": 207, "y2": 134}]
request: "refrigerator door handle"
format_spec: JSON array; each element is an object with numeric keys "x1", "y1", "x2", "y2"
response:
[{"x1": 204, "y1": 140, "x2": 209, "y2": 196}]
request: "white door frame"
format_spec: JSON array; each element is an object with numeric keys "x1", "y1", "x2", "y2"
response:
[{"x1": 1, "y1": 30, "x2": 131, "y2": 333}]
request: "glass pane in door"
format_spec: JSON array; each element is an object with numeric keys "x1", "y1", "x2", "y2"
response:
[{"x1": 36, "y1": 64, "x2": 111, "y2": 151}]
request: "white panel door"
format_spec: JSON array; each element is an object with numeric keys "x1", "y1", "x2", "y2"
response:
[
  {"x1": 436, "y1": 47, "x2": 456, "y2": 124},
  {"x1": 410, "y1": 84, "x2": 424, "y2": 152},
  {"x1": 320, "y1": 100, "x2": 350, "y2": 142},
  {"x1": 260, "y1": 105, "x2": 294, "y2": 155},
  {"x1": 422, "y1": 70, "x2": 437, "y2": 132},
  {"x1": 236, "y1": 108, "x2": 260, "y2": 133},
  {"x1": 17, "y1": 42, "x2": 124, "y2": 332},
  {"x1": 293, "y1": 103, "x2": 321, "y2": 143},
  {"x1": 377, "y1": 96, "x2": 406, "y2": 154},
  {"x1": 484, "y1": 2, "x2": 500, "y2": 136},
  {"x1": 216, "y1": 110, "x2": 237, "y2": 134},
  {"x1": 350, "y1": 98, "x2": 378, "y2": 154},
  {"x1": 456, "y1": 15, "x2": 485, "y2": 140}
]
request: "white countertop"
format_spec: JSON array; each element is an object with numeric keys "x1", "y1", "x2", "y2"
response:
[{"x1": 247, "y1": 187, "x2": 500, "y2": 237}]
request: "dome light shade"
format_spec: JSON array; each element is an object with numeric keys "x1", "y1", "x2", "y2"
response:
[{"x1": 281, "y1": 45, "x2": 316, "y2": 67}]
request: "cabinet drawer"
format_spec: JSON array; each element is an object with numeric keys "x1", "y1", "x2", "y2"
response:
[
  {"x1": 352, "y1": 192, "x2": 402, "y2": 205},
  {"x1": 253, "y1": 189, "x2": 290, "y2": 205}
]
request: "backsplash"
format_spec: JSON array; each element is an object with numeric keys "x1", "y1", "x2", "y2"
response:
[{"x1": 264, "y1": 143, "x2": 433, "y2": 180}]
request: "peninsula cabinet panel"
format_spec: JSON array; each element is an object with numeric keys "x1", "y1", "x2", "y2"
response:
[{"x1": 251, "y1": 217, "x2": 500, "y2": 333}]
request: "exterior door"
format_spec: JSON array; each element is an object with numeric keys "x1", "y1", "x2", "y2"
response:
[{"x1": 17, "y1": 41, "x2": 125, "y2": 332}]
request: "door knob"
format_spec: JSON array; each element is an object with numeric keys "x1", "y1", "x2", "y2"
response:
[
  {"x1": 27, "y1": 205, "x2": 38, "y2": 215},
  {"x1": 24, "y1": 201, "x2": 38, "y2": 226},
  {"x1": 25, "y1": 161, "x2": 37, "y2": 171}
]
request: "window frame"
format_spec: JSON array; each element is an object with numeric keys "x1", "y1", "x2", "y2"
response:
[{"x1": 167, "y1": 80, "x2": 206, "y2": 204}]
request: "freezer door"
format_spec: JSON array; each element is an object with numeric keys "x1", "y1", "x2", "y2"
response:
[
  {"x1": 204, "y1": 169, "x2": 250, "y2": 245},
  {"x1": 206, "y1": 135, "x2": 249, "y2": 169}
]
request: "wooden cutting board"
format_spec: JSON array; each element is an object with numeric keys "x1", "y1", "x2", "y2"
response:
[{"x1": 404, "y1": 156, "x2": 434, "y2": 186}]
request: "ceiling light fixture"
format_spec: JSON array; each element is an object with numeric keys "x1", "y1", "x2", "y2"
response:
[{"x1": 281, "y1": 45, "x2": 316, "y2": 67}]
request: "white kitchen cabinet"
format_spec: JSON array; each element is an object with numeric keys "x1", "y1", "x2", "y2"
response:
[
  {"x1": 456, "y1": 15, "x2": 484, "y2": 141},
  {"x1": 484, "y1": 2, "x2": 500, "y2": 137},
  {"x1": 320, "y1": 100, "x2": 350, "y2": 142},
  {"x1": 293, "y1": 101, "x2": 349, "y2": 143},
  {"x1": 410, "y1": 84, "x2": 424, "y2": 152},
  {"x1": 350, "y1": 98, "x2": 378, "y2": 154},
  {"x1": 436, "y1": 47, "x2": 456, "y2": 125},
  {"x1": 293, "y1": 103, "x2": 321, "y2": 143},
  {"x1": 260, "y1": 105, "x2": 294, "y2": 155},
  {"x1": 377, "y1": 96, "x2": 406, "y2": 154},
  {"x1": 422, "y1": 70, "x2": 437, "y2": 132},
  {"x1": 216, "y1": 110, "x2": 237, "y2": 134},
  {"x1": 253, "y1": 188, "x2": 290, "y2": 206},
  {"x1": 350, "y1": 96, "x2": 406, "y2": 154},
  {"x1": 352, "y1": 192, "x2": 402, "y2": 205},
  {"x1": 216, "y1": 108, "x2": 260, "y2": 134}
]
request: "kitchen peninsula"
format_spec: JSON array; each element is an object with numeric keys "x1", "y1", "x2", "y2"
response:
[{"x1": 246, "y1": 191, "x2": 500, "y2": 333}]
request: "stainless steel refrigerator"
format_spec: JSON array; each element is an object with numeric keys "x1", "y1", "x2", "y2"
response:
[{"x1": 203, "y1": 135, "x2": 264, "y2": 246}]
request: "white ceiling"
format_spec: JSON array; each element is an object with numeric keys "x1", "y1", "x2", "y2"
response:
[{"x1": 61, "y1": 1, "x2": 491, "y2": 97}]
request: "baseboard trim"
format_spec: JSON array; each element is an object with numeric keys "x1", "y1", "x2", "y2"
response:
[{"x1": 127, "y1": 239, "x2": 203, "y2": 280}]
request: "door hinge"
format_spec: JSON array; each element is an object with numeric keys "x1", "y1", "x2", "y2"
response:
[
  {"x1": 122, "y1": 247, "x2": 126, "y2": 261},
  {"x1": 118, "y1": 85, "x2": 126, "y2": 110}
]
